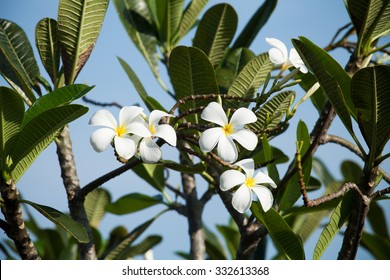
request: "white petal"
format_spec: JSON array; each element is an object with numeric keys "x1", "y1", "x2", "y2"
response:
[
  {"x1": 89, "y1": 110, "x2": 117, "y2": 128},
  {"x1": 266, "y1": 37, "x2": 288, "y2": 64},
  {"x1": 90, "y1": 128, "x2": 115, "y2": 152},
  {"x1": 149, "y1": 110, "x2": 173, "y2": 126},
  {"x1": 232, "y1": 185, "x2": 252, "y2": 213},
  {"x1": 119, "y1": 106, "x2": 144, "y2": 126},
  {"x1": 127, "y1": 121, "x2": 151, "y2": 137},
  {"x1": 231, "y1": 129, "x2": 258, "y2": 151},
  {"x1": 253, "y1": 171, "x2": 277, "y2": 188},
  {"x1": 251, "y1": 186, "x2": 274, "y2": 212},
  {"x1": 114, "y1": 135, "x2": 136, "y2": 160},
  {"x1": 230, "y1": 107, "x2": 257, "y2": 127},
  {"x1": 154, "y1": 124, "x2": 177, "y2": 146},
  {"x1": 234, "y1": 158, "x2": 255, "y2": 178},
  {"x1": 217, "y1": 135, "x2": 238, "y2": 163},
  {"x1": 201, "y1": 102, "x2": 228, "y2": 127},
  {"x1": 219, "y1": 170, "x2": 246, "y2": 191},
  {"x1": 199, "y1": 127, "x2": 222, "y2": 152},
  {"x1": 289, "y1": 48, "x2": 308, "y2": 73},
  {"x1": 140, "y1": 138, "x2": 162, "y2": 163}
]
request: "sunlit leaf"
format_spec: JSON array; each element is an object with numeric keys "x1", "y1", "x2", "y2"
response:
[
  {"x1": 132, "y1": 163, "x2": 165, "y2": 191},
  {"x1": 85, "y1": 188, "x2": 111, "y2": 228},
  {"x1": 106, "y1": 193, "x2": 164, "y2": 215}
]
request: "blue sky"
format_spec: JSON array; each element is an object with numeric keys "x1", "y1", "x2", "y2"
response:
[{"x1": 1, "y1": 0, "x2": 389, "y2": 260}]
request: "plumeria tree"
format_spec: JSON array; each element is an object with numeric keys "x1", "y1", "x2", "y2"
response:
[{"x1": 0, "y1": 0, "x2": 389, "y2": 260}]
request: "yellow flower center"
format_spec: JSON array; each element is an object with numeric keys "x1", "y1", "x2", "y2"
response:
[
  {"x1": 149, "y1": 124, "x2": 156, "y2": 135},
  {"x1": 115, "y1": 125, "x2": 126, "y2": 137},
  {"x1": 222, "y1": 123, "x2": 234, "y2": 136},
  {"x1": 245, "y1": 177, "x2": 255, "y2": 188}
]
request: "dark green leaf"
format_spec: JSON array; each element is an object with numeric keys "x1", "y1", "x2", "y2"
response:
[
  {"x1": 351, "y1": 65, "x2": 390, "y2": 158},
  {"x1": 20, "y1": 199, "x2": 89, "y2": 243},
  {"x1": 361, "y1": 231, "x2": 390, "y2": 260},
  {"x1": 58, "y1": 0, "x2": 109, "y2": 84},
  {"x1": 132, "y1": 163, "x2": 165, "y2": 191},
  {"x1": 125, "y1": 235, "x2": 162, "y2": 259},
  {"x1": 232, "y1": 0, "x2": 277, "y2": 49},
  {"x1": 341, "y1": 160, "x2": 362, "y2": 184},
  {"x1": 106, "y1": 193, "x2": 163, "y2": 215},
  {"x1": 296, "y1": 71, "x2": 326, "y2": 114},
  {"x1": 367, "y1": 201, "x2": 389, "y2": 238},
  {"x1": 0, "y1": 19, "x2": 40, "y2": 101},
  {"x1": 312, "y1": 157, "x2": 336, "y2": 187},
  {"x1": 85, "y1": 188, "x2": 111, "y2": 228},
  {"x1": 35, "y1": 18, "x2": 60, "y2": 84},
  {"x1": 178, "y1": 0, "x2": 208, "y2": 38},
  {"x1": 251, "y1": 203, "x2": 305, "y2": 260},
  {"x1": 0, "y1": 87, "x2": 24, "y2": 174},
  {"x1": 193, "y1": 4, "x2": 237, "y2": 67},
  {"x1": 216, "y1": 224, "x2": 239, "y2": 259},
  {"x1": 205, "y1": 227, "x2": 228, "y2": 260}
]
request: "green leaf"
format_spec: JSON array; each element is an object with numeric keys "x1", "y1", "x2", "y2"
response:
[
  {"x1": 292, "y1": 37, "x2": 356, "y2": 134},
  {"x1": 278, "y1": 120, "x2": 312, "y2": 211},
  {"x1": 35, "y1": 18, "x2": 60, "y2": 85},
  {"x1": 117, "y1": 56, "x2": 162, "y2": 112},
  {"x1": 0, "y1": 87, "x2": 24, "y2": 174},
  {"x1": 341, "y1": 160, "x2": 362, "y2": 184},
  {"x1": 251, "y1": 203, "x2": 305, "y2": 260},
  {"x1": 146, "y1": 0, "x2": 184, "y2": 50},
  {"x1": 367, "y1": 201, "x2": 389, "y2": 239},
  {"x1": 132, "y1": 163, "x2": 165, "y2": 191},
  {"x1": 125, "y1": 235, "x2": 162, "y2": 259},
  {"x1": 20, "y1": 199, "x2": 89, "y2": 243},
  {"x1": 313, "y1": 191, "x2": 354, "y2": 260},
  {"x1": 232, "y1": 0, "x2": 277, "y2": 49},
  {"x1": 103, "y1": 214, "x2": 161, "y2": 260},
  {"x1": 205, "y1": 227, "x2": 228, "y2": 260},
  {"x1": 312, "y1": 157, "x2": 336, "y2": 187},
  {"x1": 248, "y1": 90, "x2": 295, "y2": 133},
  {"x1": 193, "y1": 4, "x2": 237, "y2": 67},
  {"x1": 23, "y1": 84, "x2": 93, "y2": 125},
  {"x1": 361, "y1": 231, "x2": 390, "y2": 260},
  {"x1": 10, "y1": 104, "x2": 88, "y2": 182},
  {"x1": 216, "y1": 224, "x2": 239, "y2": 259},
  {"x1": 351, "y1": 65, "x2": 390, "y2": 159},
  {"x1": 0, "y1": 19, "x2": 40, "y2": 102},
  {"x1": 259, "y1": 135, "x2": 280, "y2": 183},
  {"x1": 296, "y1": 71, "x2": 326, "y2": 114},
  {"x1": 178, "y1": 0, "x2": 209, "y2": 39},
  {"x1": 114, "y1": 0, "x2": 159, "y2": 79},
  {"x1": 85, "y1": 188, "x2": 111, "y2": 229},
  {"x1": 346, "y1": 0, "x2": 390, "y2": 55},
  {"x1": 106, "y1": 193, "x2": 163, "y2": 215},
  {"x1": 227, "y1": 53, "x2": 272, "y2": 107},
  {"x1": 169, "y1": 46, "x2": 218, "y2": 111},
  {"x1": 216, "y1": 48, "x2": 256, "y2": 94},
  {"x1": 58, "y1": 0, "x2": 109, "y2": 84}
]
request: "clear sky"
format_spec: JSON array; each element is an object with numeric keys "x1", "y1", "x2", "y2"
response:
[{"x1": 0, "y1": 0, "x2": 389, "y2": 260}]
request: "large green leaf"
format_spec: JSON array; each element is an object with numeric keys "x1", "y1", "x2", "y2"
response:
[
  {"x1": 361, "y1": 231, "x2": 390, "y2": 260},
  {"x1": 0, "y1": 19, "x2": 40, "y2": 102},
  {"x1": 0, "y1": 87, "x2": 24, "y2": 174},
  {"x1": 58, "y1": 0, "x2": 109, "y2": 84},
  {"x1": 23, "y1": 84, "x2": 93, "y2": 125},
  {"x1": 193, "y1": 4, "x2": 237, "y2": 67},
  {"x1": 248, "y1": 90, "x2": 295, "y2": 133},
  {"x1": 169, "y1": 46, "x2": 219, "y2": 108},
  {"x1": 346, "y1": 0, "x2": 390, "y2": 54},
  {"x1": 114, "y1": 0, "x2": 159, "y2": 79},
  {"x1": 312, "y1": 157, "x2": 336, "y2": 187},
  {"x1": 132, "y1": 163, "x2": 165, "y2": 191},
  {"x1": 20, "y1": 199, "x2": 89, "y2": 243},
  {"x1": 216, "y1": 48, "x2": 255, "y2": 94},
  {"x1": 296, "y1": 71, "x2": 326, "y2": 114},
  {"x1": 85, "y1": 188, "x2": 111, "y2": 229},
  {"x1": 232, "y1": 0, "x2": 277, "y2": 49},
  {"x1": 10, "y1": 104, "x2": 88, "y2": 181},
  {"x1": 367, "y1": 200, "x2": 389, "y2": 239},
  {"x1": 313, "y1": 191, "x2": 354, "y2": 260},
  {"x1": 216, "y1": 224, "x2": 239, "y2": 259},
  {"x1": 35, "y1": 18, "x2": 60, "y2": 85},
  {"x1": 341, "y1": 160, "x2": 362, "y2": 184},
  {"x1": 205, "y1": 227, "x2": 228, "y2": 260},
  {"x1": 105, "y1": 193, "x2": 163, "y2": 215},
  {"x1": 178, "y1": 0, "x2": 208, "y2": 39},
  {"x1": 351, "y1": 65, "x2": 390, "y2": 159},
  {"x1": 227, "y1": 53, "x2": 272, "y2": 108},
  {"x1": 292, "y1": 37, "x2": 355, "y2": 132},
  {"x1": 117, "y1": 57, "x2": 165, "y2": 112},
  {"x1": 146, "y1": 0, "x2": 184, "y2": 50},
  {"x1": 124, "y1": 235, "x2": 162, "y2": 259},
  {"x1": 251, "y1": 203, "x2": 305, "y2": 260}
]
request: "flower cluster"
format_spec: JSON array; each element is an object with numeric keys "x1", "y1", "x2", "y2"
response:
[
  {"x1": 89, "y1": 38, "x2": 307, "y2": 213},
  {"x1": 89, "y1": 107, "x2": 176, "y2": 163}
]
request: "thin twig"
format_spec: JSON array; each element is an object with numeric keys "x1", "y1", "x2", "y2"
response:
[
  {"x1": 370, "y1": 186, "x2": 390, "y2": 200},
  {"x1": 82, "y1": 96, "x2": 125, "y2": 109}
]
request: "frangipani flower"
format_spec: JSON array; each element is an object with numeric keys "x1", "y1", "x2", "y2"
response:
[
  {"x1": 199, "y1": 102, "x2": 258, "y2": 163},
  {"x1": 266, "y1": 37, "x2": 308, "y2": 73},
  {"x1": 220, "y1": 158, "x2": 277, "y2": 213},
  {"x1": 89, "y1": 107, "x2": 149, "y2": 160},
  {"x1": 137, "y1": 110, "x2": 177, "y2": 163}
]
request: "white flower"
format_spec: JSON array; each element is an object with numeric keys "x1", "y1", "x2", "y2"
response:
[
  {"x1": 199, "y1": 102, "x2": 258, "y2": 163},
  {"x1": 220, "y1": 158, "x2": 276, "y2": 213},
  {"x1": 266, "y1": 37, "x2": 308, "y2": 74},
  {"x1": 137, "y1": 110, "x2": 177, "y2": 163},
  {"x1": 89, "y1": 107, "x2": 149, "y2": 160}
]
